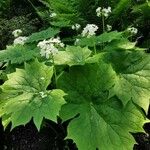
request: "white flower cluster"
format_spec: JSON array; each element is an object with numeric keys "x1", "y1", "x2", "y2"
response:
[
  {"x1": 106, "y1": 24, "x2": 112, "y2": 31},
  {"x1": 82, "y1": 24, "x2": 98, "y2": 38},
  {"x1": 14, "y1": 36, "x2": 28, "y2": 45},
  {"x1": 50, "y1": 12, "x2": 57, "y2": 18},
  {"x1": 127, "y1": 27, "x2": 138, "y2": 35},
  {"x1": 72, "y1": 23, "x2": 81, "y2": 30},
  {"x1": 12, "y1": 29, "x2": 22, "y2": 37},
  {"x1": 37, "y1": 37, "x2": 64, "y2": 59},
  {"x1": 39, "y1": 91, "x2": 47, "y2": 98},
  {"x1": 96, "y1": 7, "x2": 111, "y2": 17}
]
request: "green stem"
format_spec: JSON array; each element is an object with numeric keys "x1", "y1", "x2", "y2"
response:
[
  {"x1": 102, "y1": 15, "x2": 105, "y2": 33},
  {"x1": 51, "y1": 55, "x2": 57, "y2": 88},
  {"x1": 101, "y1": 15, "x2": 105, "y2": 50},
  {"x1": 93, "y1": 42, "x2": 97, "y2": 54}
]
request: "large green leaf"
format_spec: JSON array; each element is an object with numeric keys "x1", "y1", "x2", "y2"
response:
[
  {"x1": 61, "y1": 99, "x2": 145, "y2": 150},
  {"x1": 58, "y1": 62, "x2": 146, "y2": 150},
  {"x1": 103, "y1": 39, "x2": 140, "y2": 51},
  {"x1": 77, "y1": 31, "x2": 122, "y2": 47},
  {"x1": 58, "y1": 62, "x2": 116, "y2": 104},
  {"x1": 54, "y1": 46, "x2": 94, "y2": 66},
  {"x1": 105, "y1": 51, "x2": 150, "y2": 113},
  {"x1": 0, "y1": 59, "x2": 66, "y2": 129},
  {"x1": 0, "y1": 45, "x2": 40, "y2": 64}
]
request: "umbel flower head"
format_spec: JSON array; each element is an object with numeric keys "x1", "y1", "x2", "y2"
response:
[
  {"x1": 96, "y1": 6, "x2": 111, "y2": 17},
  {"x1": 127, "y1": 27, "x2": 138, "y2": 35},
  {"x1": 37, "y1": 37, "x2": 64, "y2": 59},
  {"x1": 14, "y1": 36, "x2": 28, "y2": 45},
  {"x1": 12, "y1": 29, "x2": 22, "y2": 37},
  {"x1": 82, "y1": 24, "x2": 98, "y2": 38}
]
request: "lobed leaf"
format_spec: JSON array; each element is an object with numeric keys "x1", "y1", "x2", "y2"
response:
[
  {"x1": 0, "y1": 59, "x2": 66, "y2": 129},
  {"x1": 58, "y1": 62, "x2": 147, "y2": 150},
  {"x1": 54, "y1": 46, "x2": 94, "y2": 66},
  {"x1": 105, "y1": 51, "x2": 150, "y2": 113},
  {"x1": 0, "y1": 45, "x2": 40, "y2": 64}
]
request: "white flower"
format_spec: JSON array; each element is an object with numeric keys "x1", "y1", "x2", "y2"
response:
[
  {"x1": 96, "y1": 7, "x2": 102, "y2": 17},
  {"x1": 12, "y1": 29, "x2": 22, "y2": 37},
  {"x1": 82, "y1": 24, "x2": 98, "y2": 38},
  {"x1": 75, "y1": 39, "x2": 79, "y2": 45},
  {"x1": 127, "y1": 27, "x2": 138, "y2": 35},
  {"x1": 40, "y1": 77, "x2": 45, "y2": 80},
  {"x1": 49, "y1": 37, "x2": 64, "y2": 47},
  {"x1": 39, "y1": 91, "x2": 47, "y2": 98},
  {"x1": 59, "y1": 42, "x2": 65, "y2": 48},
  {"x1": 13, "y1": 36, "x2": 28, "y2": 45},
  {"x1": 96, "y1": 6, "x2": 111, "y2": 17},
  {"x1": 37, "y1": 37, "x2": 64, "y2": 59},
  {"x1": 50, "y1": 12, "x2": 57, "y2": 18},
  {"x1": 106, "y1": 24, "x2": 112, "y2": 31},
  {"x1": 72, "y1": 23, "x2": 81, "y2": 30},
  {"x1": 38, "y1": 42, "x2": 58, "y2": 59}
]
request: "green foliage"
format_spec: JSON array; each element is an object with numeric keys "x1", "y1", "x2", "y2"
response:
[
  {"x1": 36, "y1": 0, "x2": 150, "y2": 43},
  {"x1": 26, "y1": 27, "x2": 60, "y2": 43},
  {"x1": 0, "y1": 28, "x2": 150, "y2": 149},
  {"x1": 61, "y1": 100, "x2": 145, "y2": 150},
  {"x1": 0, "y1": 27, "x2": 60, "y2": 64},
  {"x1": 0, "y1": 60, "x2": 66, "y2": 129},
  {"x1": 54, "y1": 46, "x2": 93, "y2": 66},
  {"x1": 110, "y1": 0, "x2": 132, "y2": 24},
  {"x1": 58, "y1": 60, "x2": 147, "y2": 150},
  {"x1": 105, "y1": 51, "x2": 150, "y2": 113},
  {"x1": 77, "y1": 31, "x2": 122, "y2": 47},
  {"x1": 0, "y1": 0, "x2": 150, "y2": 149},
  {"x1": 0, "y1": 45, "x2": 40, "y2": 64}
]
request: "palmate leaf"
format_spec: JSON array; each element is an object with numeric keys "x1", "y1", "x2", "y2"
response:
[
  {"x1": 104, "y1": 51, "x2": 150, "y2": 113},
  {"x1": 0, "y1": 59, "x2": 66, "y2": 129},
  {"x1": 54, "y1": 46, "x2": 97, "y2": 66},
  {"x1": 0, "y1": 45, "x2": 40, "y2": 64},
  {"x1": 58, "y1": 62, "x2": 116, "y2": 101},
  {"x1": 61, "y1": 100, "x2": 145, "y2": 150},
  {"x1": 58, "y1": 62, "x2": 147, "y2": 150}
]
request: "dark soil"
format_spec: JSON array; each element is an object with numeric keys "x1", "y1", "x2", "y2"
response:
[
  {"x1": 0, "y1": 118, "x2": 150, "y2": 150},
  {"x1": 0, "y1": 118, "x2": 78, "y2": 150}
]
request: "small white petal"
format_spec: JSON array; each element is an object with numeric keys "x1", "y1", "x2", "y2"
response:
[
  {"x1": 50, "y1": 13, "x2": 57, "y2": 17},
  {"x1": 40, "y1": 77, "x2": 45, "y2": 80},
  {"x1": 106, "y1": 24, "x2": 112, "y2": 31},
  {"x1": 12, "y1": 29, "x2": 22, "y2": 37}
]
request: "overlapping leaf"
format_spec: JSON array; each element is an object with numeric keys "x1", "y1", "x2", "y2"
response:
[
  {"x1": 57, "y1": 62, "x2": 146, "y2": 150},
  {"x1": 58, "y1": 62, "x2": 116, "y2": 103},
  {"x1": 54, "y1": 46, "x2": 99, "y2": 66},
  {"x1": 77, "y1": 31, "x2": 122, "y2": 47},
  {"x1": 105, "y1": 51, "x2": 150, "y2": 113},
  {"x1": 0, "y1": 59, "x2": 66, "y2": 129},
  {"x1": 0, "y1": 45, "x2": 39, "y2": 64}
]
